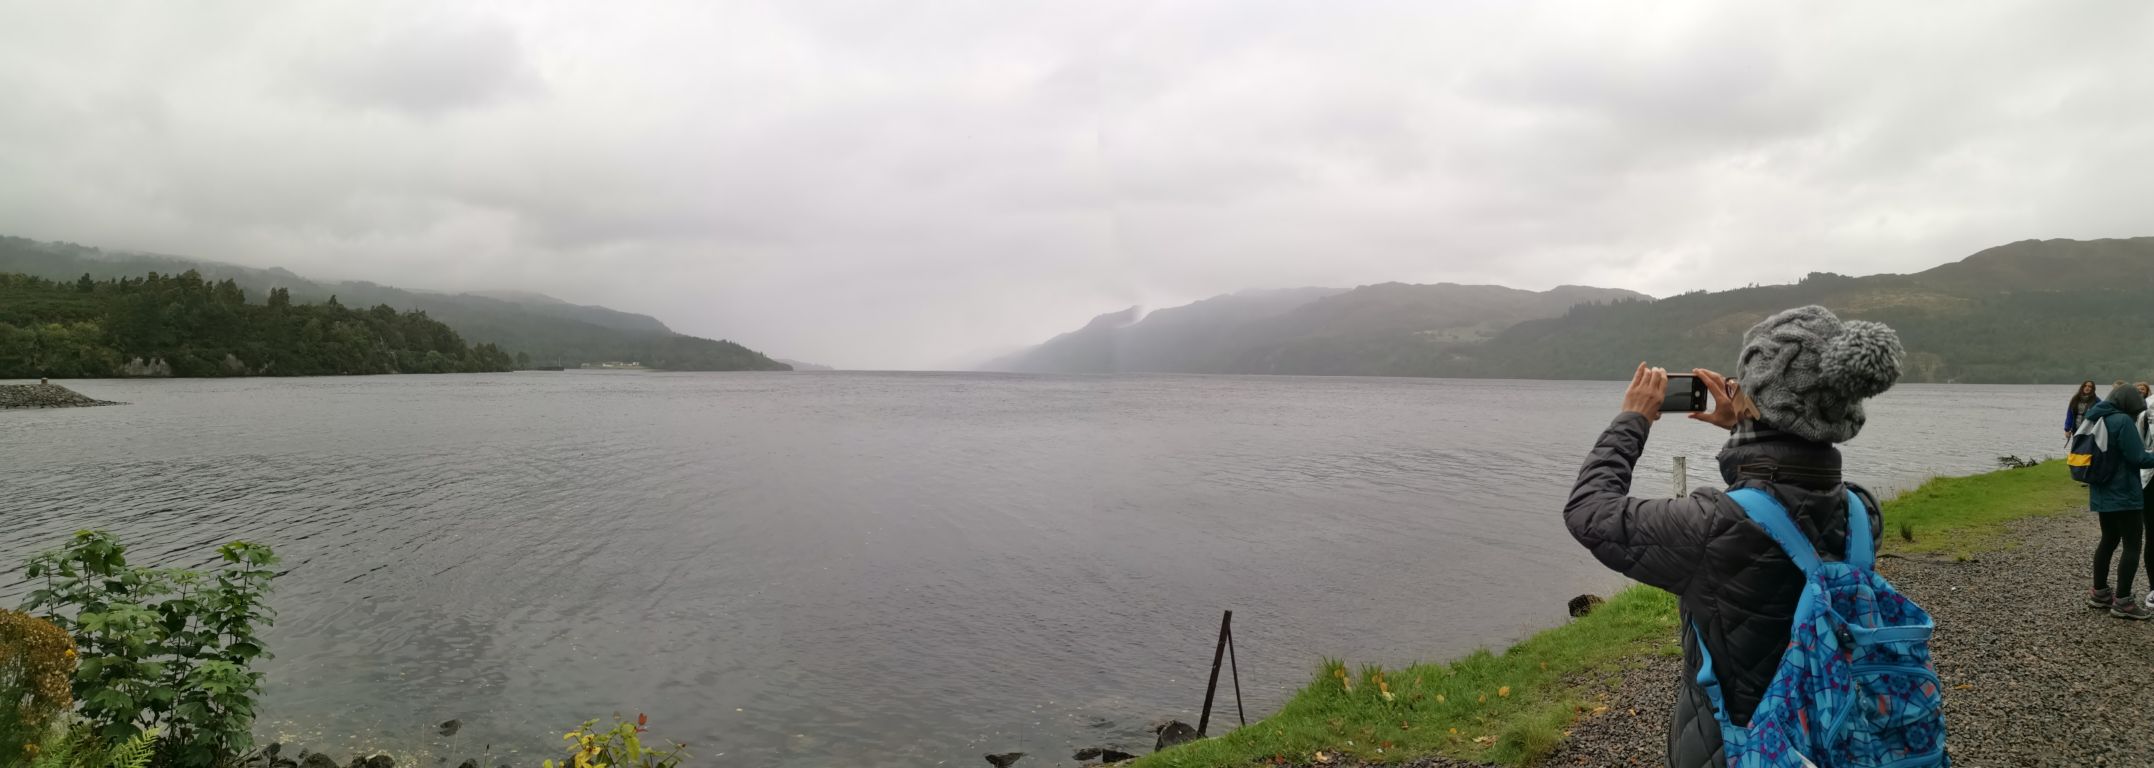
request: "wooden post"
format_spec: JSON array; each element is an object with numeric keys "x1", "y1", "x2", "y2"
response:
[{"x1": 1674, "y1": 456, "x2": 1688, "y2": 497}]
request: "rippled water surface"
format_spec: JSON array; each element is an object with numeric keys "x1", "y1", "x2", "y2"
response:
[{"x1": 0, "y1": 373, "x2": 2063, "y2": 766}]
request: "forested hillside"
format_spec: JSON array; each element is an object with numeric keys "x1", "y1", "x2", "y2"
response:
[
  {"x1": 987, "y1": 237, "x2": 2154, "y2": 384},
  {"x1": 1440, "y1": 239, "x2": 2154, "y2": 384},
  {"x1": 0, "y1": 271, "x2": 513, "y2": 377},
  {"x1": 0, "y1": 236, "x2": 790, "y2": 372},
  {"x1": 986, "y1": 283, "x2": 1646, "y2": 374}
]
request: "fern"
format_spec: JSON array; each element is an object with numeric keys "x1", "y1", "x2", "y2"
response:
[
  {"x1": 102, "y1": 728, "x2": 157, "y2": 768},
  {"x1": 26, "y1": 726, "x2": 78, "y2": 768}
]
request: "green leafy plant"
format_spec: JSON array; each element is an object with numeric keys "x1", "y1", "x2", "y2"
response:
[
  {"x1": 543, "y1": 714, "x2": 687, "y2": 768},
  {"x1": 20, "y1": 531, "x2": 278, "y2": 768}
]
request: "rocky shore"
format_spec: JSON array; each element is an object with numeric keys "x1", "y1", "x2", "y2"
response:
[{"x1": 0, "y1": 383, "x2": 122, "y2": 408}]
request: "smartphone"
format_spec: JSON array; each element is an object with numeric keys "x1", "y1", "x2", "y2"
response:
[{"x1": 1661, "y1": 373, "x2": 1707, "y2": 412}]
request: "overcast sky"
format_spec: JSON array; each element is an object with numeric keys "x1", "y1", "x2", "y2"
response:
[{"x1": 2, "y1": 2, "x2": 2150, "y2": 368}]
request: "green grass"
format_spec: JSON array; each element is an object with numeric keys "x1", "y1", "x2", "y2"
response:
[
  {"x1": 1131, "y1": 587, "x2": 1680, "y2": 767},
  {"x1": 1136, "y1": 464, "x2": 2082, "y2": 767},
  {"x1": 1881, "y1": 462, "x2": 2083, "y2": 559}
]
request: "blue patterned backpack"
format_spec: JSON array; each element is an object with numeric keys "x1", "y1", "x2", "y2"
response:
[{"x1": 1692, "y1": 488, "x2": 1949, "y2": 767}]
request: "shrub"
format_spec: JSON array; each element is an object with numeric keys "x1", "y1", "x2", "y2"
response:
[
  {"x1": 544, "y1": 714, "x2": 687, "y2": 768},
  {"x1": 3, "y1": 609, "x2": 77, "y2": 765},
  {"x1": 20, "y1": 531, "x2": 278, "y2": 768}
]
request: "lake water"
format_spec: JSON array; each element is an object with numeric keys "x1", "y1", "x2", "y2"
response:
[{"x1": 0, "y1": 373, "x2": 2065, "y2": 766}]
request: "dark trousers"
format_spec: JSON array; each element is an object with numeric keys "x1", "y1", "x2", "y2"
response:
[{"x1": 2094, "y1": 500, "x2": 2153, "y2": 595}]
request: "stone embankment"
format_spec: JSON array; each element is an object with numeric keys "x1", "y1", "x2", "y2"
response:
[{"x1": 0, "y1": 383, "x2": 122, "y2": 408}]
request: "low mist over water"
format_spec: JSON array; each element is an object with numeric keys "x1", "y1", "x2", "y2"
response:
[{"x1": 1, "y1": 372, "x2": 2062, "y2": 766}]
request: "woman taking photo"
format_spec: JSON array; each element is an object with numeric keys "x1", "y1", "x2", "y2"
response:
[{"x1": 1562, "y1": 306, "x2": 1936, "y2": 765}]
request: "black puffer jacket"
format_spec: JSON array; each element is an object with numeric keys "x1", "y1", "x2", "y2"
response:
[{"x1": 1564, "y1": 413, "x2": 1882, "y2": 768}]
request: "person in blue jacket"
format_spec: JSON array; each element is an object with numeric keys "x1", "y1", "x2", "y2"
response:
[
  {"x1": 2066, "y1": 380, "x2": 2099, "y2": 439},
  {"x1": 2083, "y1": 382, "x2": 2154, "y2": 619}
]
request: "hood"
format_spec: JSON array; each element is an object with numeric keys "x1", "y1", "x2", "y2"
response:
[
  {"x1": 2087, "y1": 401, "x2": 2125, "y2": 422},
  {"x1": 1718, "y1": 420, "x2": 1843, "y2": 489},
  {"x1": 2105, "y1": 383, "x2": 2148, "y2": 416}
]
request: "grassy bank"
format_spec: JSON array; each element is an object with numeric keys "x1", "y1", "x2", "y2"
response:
[
  {"x1": 1135, "y1": 463, "x2": 2080, "y2": 767},
  {"x1": 1882, "y1": 463, "x2": 2084, "y2": 559}
]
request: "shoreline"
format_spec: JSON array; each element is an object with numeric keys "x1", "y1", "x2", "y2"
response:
[{"x1": 1135, "y1": 463, "x2": 2084, "y2": 767}]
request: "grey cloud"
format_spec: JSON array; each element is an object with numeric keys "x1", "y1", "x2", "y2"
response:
[
  {"x1": 0, "y1": 0, "x2": 2149, "y2": 369},
  {"x1": 295, "y1": 14, "x2": 541, "y2": 117}
]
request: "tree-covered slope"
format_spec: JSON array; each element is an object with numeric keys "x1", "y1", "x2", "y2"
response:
[
  {"x1": 1463, "y1": 239, "x2": 2154, "y2": 384},
  {"x1": 986, "y1": 283, "x2": 1647, "y2": 374},
  {"x1": 0, "y1": 271, "x2": 513, "y2": 377},
  {"x1": 0, "y1": 236, "x2": 788, "y2": 371}
]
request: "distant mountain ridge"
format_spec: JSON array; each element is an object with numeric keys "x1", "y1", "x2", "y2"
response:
[
  {"x1": 987, "y1": 237, "x2": 2154, "y2": 384},
  {"x1": 0, "y1": 235, "x2": 789, "y2": 372},
  {"x1": 986, "y1": 283, "x2": 1647, "y2": 375}
]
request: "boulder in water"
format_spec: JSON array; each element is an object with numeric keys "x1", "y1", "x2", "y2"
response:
[
  {"x1": 1074, "y1": 746, "x2": 1138, "y2": 762},
  {"x1": 984, "y1": 752, "x2": 1026, "y2": 767},
  {"x1": 1153, "y1": 720, "x2": 1198, "y2": 750},
  {"x1": 300, "y1": 754, "x2": 339, "y2": 768},
  {"x1": 438, "y1": 719, "x2": 462, "y2": 737}
]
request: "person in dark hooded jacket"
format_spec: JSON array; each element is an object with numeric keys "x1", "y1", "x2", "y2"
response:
[
  {"x1": 2081, "y1": 382, "x2": 2154, "y2": 619},
  {"x1": 1564, "y1": 305, "x2": 1905, "y2": 768}
]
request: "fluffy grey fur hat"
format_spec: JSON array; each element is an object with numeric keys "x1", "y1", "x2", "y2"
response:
[{"x1": 1737, "y1": 305, "x2": 1904, "y2": 444}]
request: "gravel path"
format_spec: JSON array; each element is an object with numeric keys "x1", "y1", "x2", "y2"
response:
[{"x1": 1365, "y1": 510, "x2": 2154, "y2": 767}]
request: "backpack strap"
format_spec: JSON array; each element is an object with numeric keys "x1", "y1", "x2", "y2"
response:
[
  {"x1": 1688, "y1": 622, "x2": 1736, "y2": 731},
  {"x1": 1843, "y1": 489, "x2": 1873, "y2": 570},
  {"x1": 1725, "y1": 487, "x2": 1823, "y2": 575}
]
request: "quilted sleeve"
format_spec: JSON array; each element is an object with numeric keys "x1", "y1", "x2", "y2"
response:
[{"x1": 1564, "y1": 412, "x2": 1715, "y2": 593}]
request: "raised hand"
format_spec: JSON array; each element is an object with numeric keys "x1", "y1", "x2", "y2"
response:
[
  {"x1": 1621, "y1": 362, "x2": 1668, "y2": 422},
  {"x1": 1689, "y1": 368, "x2": 1744, "y2": 429}
]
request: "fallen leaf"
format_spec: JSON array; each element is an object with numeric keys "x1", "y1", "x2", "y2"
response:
[
  {"x1": 1498, "y1": 686, "x2": 1511, "y2": 698},
  {"x1": 1313, "y1": 751, "x2": 1332, "y2": 764}
]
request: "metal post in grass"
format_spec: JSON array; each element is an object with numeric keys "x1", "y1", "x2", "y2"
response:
[
  {"x1": 1674, "y1": 456, "x2": 1688, "y2": 497},
  {"x1": 1197, "y1": 609, "x2": 1237, "y2": 736},
  {"x1": 1226, "y1": 615, "x2": 1245, "y2": 727}
]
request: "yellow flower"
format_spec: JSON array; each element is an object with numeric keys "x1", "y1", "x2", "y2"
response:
[{"x1": 1435, "y1": 694, "x2": 1446, "y2": 704}]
